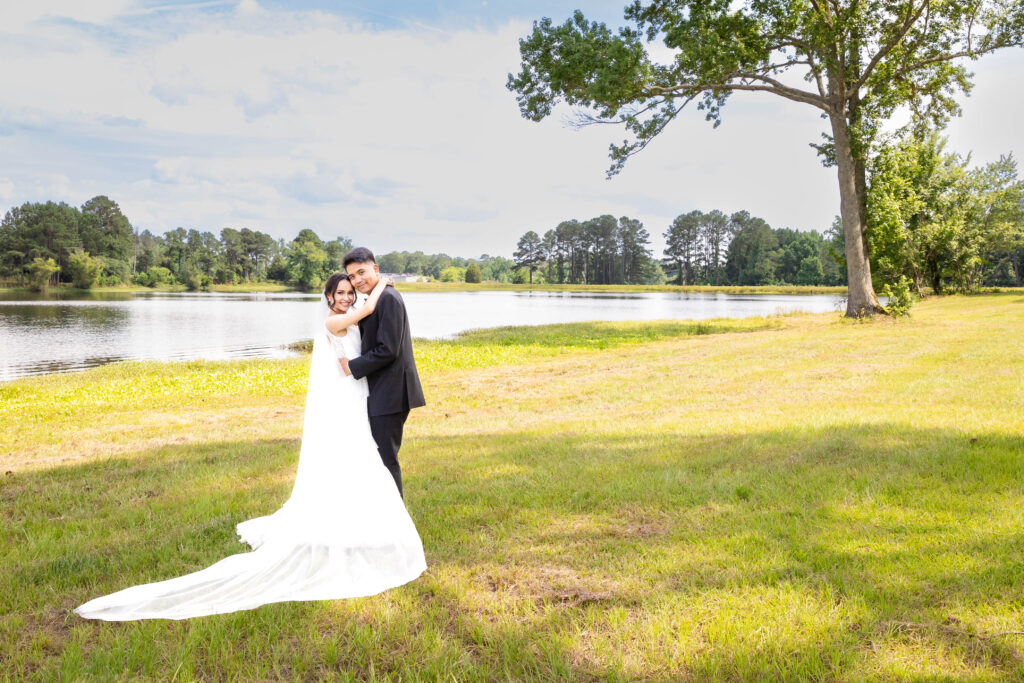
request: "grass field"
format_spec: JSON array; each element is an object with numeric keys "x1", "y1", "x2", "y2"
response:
[{"x1": 1, "y1": 295, "x2": 1022, "y2": 680}]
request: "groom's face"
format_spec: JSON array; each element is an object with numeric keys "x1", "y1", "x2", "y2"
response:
[{"x1": 345, "y1": 260, "x2": 380, "y2": 294}]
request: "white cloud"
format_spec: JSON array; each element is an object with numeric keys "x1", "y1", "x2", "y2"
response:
[
  {"x1": 1, "y1": 3, "x2": 1021, "y2": 257},
  {"x1": 0, "y1": 0, "x2": 138, "y2": 30}
]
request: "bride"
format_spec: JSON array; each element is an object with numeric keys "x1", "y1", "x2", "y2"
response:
[{"x1": 75, "y1": 274, "x2": 426, "y2": 620}]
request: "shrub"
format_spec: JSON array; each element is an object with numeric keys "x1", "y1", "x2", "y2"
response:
[
  {"x1": 440, "y1": 266, "x2": 466, "y2": 283},
  {"x1": 882, "y1": 275, "x2": 915, "y2": 317},
  {"x1": 146, "y1": 267, "x2": 173, "y2": 287},
  {"x1": 27, "y1": 257, "x2": 60, "y2": 291},
  {"x1": 97, "y1": 256, "x2": 131, "y2": 284},
  {"x1": 66, "y1": 250, "x2": 101, "y2": 289}
]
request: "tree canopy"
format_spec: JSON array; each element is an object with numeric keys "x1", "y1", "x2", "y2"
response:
[{"x1": 509, "y1": 0, "x2": 1024, "y2": 315}]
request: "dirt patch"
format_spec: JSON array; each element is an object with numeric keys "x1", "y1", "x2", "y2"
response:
[{"x1": 481, "y1": 564, "x2": 622, "y2": 608}]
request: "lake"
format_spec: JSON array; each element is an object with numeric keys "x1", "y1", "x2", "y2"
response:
[{"x1": 0, "y1": 290, "x2": 847, "y2": 381}]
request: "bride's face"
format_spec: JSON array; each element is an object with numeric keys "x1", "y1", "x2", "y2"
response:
[{"x1": 331, "y1": 279, "x2": 356, "y2": 314}]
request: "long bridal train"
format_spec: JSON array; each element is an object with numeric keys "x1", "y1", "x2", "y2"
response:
[{"x1": 75, "y1": 303, "x2": 426, "y2": 621}]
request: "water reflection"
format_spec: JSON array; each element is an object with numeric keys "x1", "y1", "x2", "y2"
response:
[{"x1": 1, "y1": 290, "x2": 846, "y2": 381}]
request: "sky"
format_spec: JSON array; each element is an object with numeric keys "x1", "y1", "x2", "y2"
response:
[{"x1": 1, "y1": 1, "x2": 1022, "y2": 259}]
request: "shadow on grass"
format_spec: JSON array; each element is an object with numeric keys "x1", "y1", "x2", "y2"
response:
[{"x1": 2, "y1": 424, "x2": 1023, "y2": 680}]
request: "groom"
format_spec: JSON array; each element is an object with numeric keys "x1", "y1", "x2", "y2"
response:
[{"x1": 339, "y1": 247, "x2": 425, "y2": 498}]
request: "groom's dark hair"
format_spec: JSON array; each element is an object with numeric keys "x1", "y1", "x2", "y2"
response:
[{"x1": 343, "y1": 247, "x2": 375, "y2": 268}]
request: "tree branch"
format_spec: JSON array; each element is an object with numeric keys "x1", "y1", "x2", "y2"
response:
[
  {"x1": 768, "y1": 35, "x2": 817, "y2": 53},
  {"x1": 893, "y1": 43, "x2": 1012, "y2": 79},
  {"x1": 808, "y1": 0, "x2": 834, "y2": 27},
  {"x1": 853, "y1": 0, "x2": 930, "y2": 92},
  {"x1": 644, "y1": 78, "x2": 830, "y2": 112},
  {"x1": 807, "y1": 53, "x2": 827, "y2": 98},
  {"x1": 731, "y1": 71, "x2": 831, "y2": 109}
]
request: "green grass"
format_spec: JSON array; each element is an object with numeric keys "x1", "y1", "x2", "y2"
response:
[{"x1": 2, "y1": 296, "x2": 1023, "y2": 680}]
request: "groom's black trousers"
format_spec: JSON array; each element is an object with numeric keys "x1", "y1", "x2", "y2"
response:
[{"x1": 369, "y1": 411, "x2": 408, "y2": 498}]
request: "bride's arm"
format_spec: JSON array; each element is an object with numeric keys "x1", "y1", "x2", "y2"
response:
[{"x1": 324, "y1": 276, "x2": 392, "y2": 335}]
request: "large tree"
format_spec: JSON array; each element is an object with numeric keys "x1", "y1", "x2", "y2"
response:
[
  {"x1": 508, "y1": 1, "x2": 1024, "y2": 316},
  {"x1": 514, "y1": 230, "x2": 545, "y2": 284},
  {"x1": 80, "y1": 195, "x2": 133, "y2": 264}
]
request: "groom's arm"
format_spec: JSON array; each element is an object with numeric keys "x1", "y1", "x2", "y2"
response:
[{"x1": 348, "y1": 292, "x2": 402, "y2": 380}]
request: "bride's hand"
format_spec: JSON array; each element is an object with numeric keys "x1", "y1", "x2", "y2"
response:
[{"x1": 372, "y1": 276, "x2": 391, "y2": 294}]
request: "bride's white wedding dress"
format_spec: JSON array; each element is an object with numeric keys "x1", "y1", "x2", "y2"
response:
[{"x1": 74, "y1": 298, "x2": 426, "y2": 621}]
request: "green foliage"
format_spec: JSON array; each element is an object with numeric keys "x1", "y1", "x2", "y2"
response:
[
  {"x1": 66, "y1": 250, "x2": 101, "y2": 289},
  {"x1": 0, "y1": 201, "x2": 79, "y2": 283},
  {"x1": 146, "y1": 266, "x2": 173, "y2": 287},
  {"x1": 517, "y1": 215, "x2": 661, "y2": 286},
  {"x1": 97, "y1": 255, "x2": 130, "y2": 284},
  {"x1": 284, "y1": 239, "x2": 328, "y2": 291},
  {"x1": 26, "y1": 257, "x2": 59, "y2": 291},
  {"x1": 508, "y1": 0, "x2": 1024, "y2": 314},
  {"x1": 186, "y1": 270, "x2": 212, "y2": 291},
  {"x1": 508, "y1": 1, "x2": 1024, "y2": 177},
  {"x1": 464, "y1": 262, "x2": 482, "y2": 283},
  {"x1": 867, "y1": 132, "x2": 1024, "y2": 293},
  {"x1": 882, "y1": 275, "x2": 915, "y2": 317},
  {"x1": 80, "y1": 196, "x2": 133, "y2": 262},
  {"x1": 513, "y1": 230, "x2": 544, "y2": 284},
  {"x1": 439, "y1": 266, "x2": 466, "y2": 283}
]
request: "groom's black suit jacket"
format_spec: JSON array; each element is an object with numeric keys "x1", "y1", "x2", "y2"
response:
[{"x1": 348, "y1": 286, "x2": 425, "y2": 417}]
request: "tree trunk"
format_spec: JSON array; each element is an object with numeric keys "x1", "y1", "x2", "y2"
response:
[{"x1": 830, "y1": 109, "x2": 881, "y2": 317}]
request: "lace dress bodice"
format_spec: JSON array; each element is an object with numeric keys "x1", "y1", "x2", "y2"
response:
[
  {"x1": 326, "y1": 323, "x2": 363, "y2": 360},
  {"x1": 325, "y1": 323, "x2": 369, "y2": 399}
]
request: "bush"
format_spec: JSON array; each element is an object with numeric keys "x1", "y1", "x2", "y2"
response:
[
  {"x1": 185, "y1": 271, "x2": 212, "y2": 291},
  {"x1": 133, "y1": 272, "x2": 151, "y2": 287},
  {"x1": 97, "y1": 256, "x2": 131, "y2": 284},
  {"x1": 214, "y1": 267, "x2": 238, "y2": 284},
  {"x1": 465, "y1": 262, "x2": 482, "y2": 283},
  {"x1": 882, "y1": 275, "x2": 915, "y2": 317},
  {"x1": 146, "y1": 267, "x2": 173, "y2": 287},
  {"x1": 440, "y1": 266, "x2": 466, "y2": 283},
  {"x1": 66, "y1": 250, "x2": 101, "y2": 289},
  {"x1": 26, "y1": 257, "x2": 60, "y2": 291}
]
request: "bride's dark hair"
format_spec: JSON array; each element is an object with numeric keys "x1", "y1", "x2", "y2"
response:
[{"x1": 324, "y1": 272, "x2": 355, "y2": 311}]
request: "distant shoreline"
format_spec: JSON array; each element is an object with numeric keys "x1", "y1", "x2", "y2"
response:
[{"x1": 0, "y1": 282, "x2": 851, "y2": 296}]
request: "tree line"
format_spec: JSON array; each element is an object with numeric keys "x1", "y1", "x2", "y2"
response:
[
  {"x1": 513, "y1": 215, "x2": 666, "y2": 285},
  {"x1": 511, "y1": 134, "x2": 1023, "y2": 292},
  {"x1": 511, "y1": 212, "x2": 845, "y2": 286},
  {"x1": 0, "y1": 197, "x2": 356, "y2": 291},
  {"x1": 0, "y1": 197, "x2": 524, "y2": 290}
]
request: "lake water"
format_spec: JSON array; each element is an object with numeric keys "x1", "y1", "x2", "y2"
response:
[{"x1": 0, "y1": 290, "x2": 846, "y2": 381}]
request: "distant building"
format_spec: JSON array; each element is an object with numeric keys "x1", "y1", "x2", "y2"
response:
[{"x1": 382, "y1": 273, "x2": 427, "y2": 283}]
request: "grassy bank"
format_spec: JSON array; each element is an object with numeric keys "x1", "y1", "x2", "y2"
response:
[{"x1": 1, "y1": 296, "x2": 1023, "y2": 680}]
